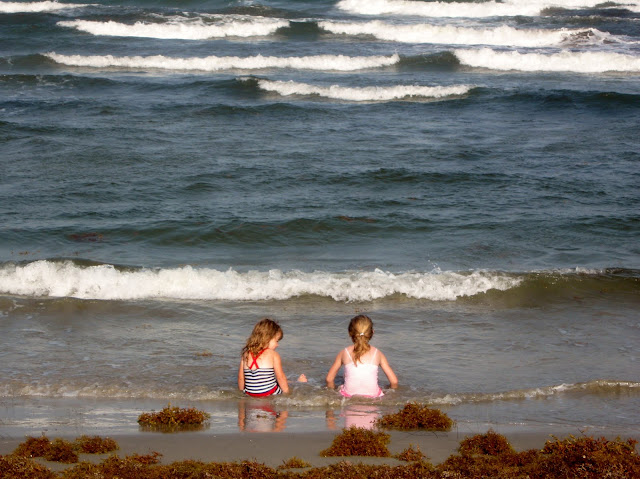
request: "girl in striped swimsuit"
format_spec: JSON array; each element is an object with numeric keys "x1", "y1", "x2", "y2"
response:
[
  {"x1": 326, "y1": 315, "x2": 398, "y2": 397},
  {"x1": 238, "y1": 318, "x2": 306, "y2": 397}
]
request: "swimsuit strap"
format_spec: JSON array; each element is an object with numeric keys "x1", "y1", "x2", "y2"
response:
[
  {"x1": 248, "y1": 349, "x2": 266, "y2": 369},
  {"x1": 344, "y1": 347, "x2": 353, "y2": 363}
]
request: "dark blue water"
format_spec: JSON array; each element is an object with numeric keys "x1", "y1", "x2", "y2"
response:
[{"x1": 0, "y1": 0, "x2": 639, "y2": 435}]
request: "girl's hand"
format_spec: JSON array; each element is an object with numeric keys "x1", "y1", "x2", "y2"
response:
[{"x1": 297, "y1": 374, "x2": 308, "y2": 383}]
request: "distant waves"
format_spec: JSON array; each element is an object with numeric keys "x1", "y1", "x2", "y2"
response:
[
  {"x1": 254, "y1": 79, "x2": 473, "y2": 101},
  {"x1": 57, "y1": 16, "x2": 289, "y2": 40},
  {"x1": 0, "y1": 1, "x2": 88, "y2": 13},
  {"x1": 57, "y1": 15, "x2": 624, "y2": 48},
  {"x1": 336, "y1": 0, "x2": 640, "y2": 17},
  {"x1": 44, "y1": 52, "x2": 401, "y2": 72},
  {"x1": 43, "y1": 50, "x2": 640, "y2": 74}
]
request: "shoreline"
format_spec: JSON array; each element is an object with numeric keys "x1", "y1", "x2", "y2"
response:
[{"x1": 2, "y1": 426, "x2": 638, "y2": 469}]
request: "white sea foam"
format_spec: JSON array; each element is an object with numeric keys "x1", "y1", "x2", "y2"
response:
[
  {"x1": 0, "y1": 381, "x2": 229, "y2": 400},
  {"x1": 255, "y1": 78, "x2": 474, "y2": 101},
  {"x1": 455, "y1": 48, "x2": 640, "y2": 73},
  {"x1": 57, "y1": 16, "x2": 288, "y2": 39},
  {"x1": 320, "y1": 20, "x2": 608, "y2": 47},
  {"x1": 337, "y1": 0, "x2": 542, "y2": 18},
  {"x1": 429, "y1": 380, "x2": 640, "y2": 405},
  {"x1": 3, "y1": 378, "x2": 637, "y2": 402},
  {"x1": 336, "y1": 0, "x2": 639, "y2": 18},
  {"x1": 0, "y1": 261, "x2": 520, "y2": 302},
  {"x1": 44, "y1": 52, "x2": 400, "y2": 71},
  {"x1": 0, "y1": 1, "x2": 88, "y2": 13}
]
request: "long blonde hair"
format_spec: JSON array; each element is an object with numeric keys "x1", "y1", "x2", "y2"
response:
[
  {"x1": 243, "y1": 318, "x2": 283, "y2": 356},
  {"x1": 348, "y1": 314, "x2": 373, "y2": 364}
]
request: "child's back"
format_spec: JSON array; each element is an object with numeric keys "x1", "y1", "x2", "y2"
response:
[
  {"x1": 326, "y1": 315, "x2": 398, "y2": 397},
  {"x1": 341, "y1": 345, "x2": 384, "y2": 398}
]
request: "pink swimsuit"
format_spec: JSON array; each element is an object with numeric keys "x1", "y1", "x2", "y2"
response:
[{"x1": 339, "y1": 347, "x2": 384, "y2": 398}]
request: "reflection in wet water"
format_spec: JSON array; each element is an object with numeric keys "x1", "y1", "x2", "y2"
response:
[
  {"x1": 238, "y1": 399, "x2": 288, "y2": 432},
  {"x1": 326, "y1": 404, "x2": 380, "y2": 430}
]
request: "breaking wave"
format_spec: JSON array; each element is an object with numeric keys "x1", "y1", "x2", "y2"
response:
[
  {"x1": 254, "y1": 78, "x2": 474, "y2": 101},
  {"x1": 0, "y1": 260, "x2": 520, "y2": 302},
  {"x1": 336, "y1": 0, "x2": 637, "y2": 18},
  {"x1": 319, "y1": 20, "x2": 610, "y2": 47},
  {"x1": 57, "y1": 15, "x2": 289, "y2": 40},
  {"x1": 44, "y1": 52, "x2": 401, "y2": 71},
  {"x1": 454, "y1": 48, "x2": 640, "y2": 73},
  {"x1": 0, "y1": 1, "x2": 88, "y2": 13}
]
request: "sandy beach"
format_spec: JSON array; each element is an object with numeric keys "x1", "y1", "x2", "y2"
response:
[{"x1": 2, "y1": 425, "x2": 637, "y2": 472}]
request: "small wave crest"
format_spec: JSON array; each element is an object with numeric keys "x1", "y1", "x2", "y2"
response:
[
  {"x1": 57, "y1": 15, "x2": 289, "y2": 40},
  {"x1": 0, "y1": 260, "x2": 520, "y2": 302},
  {"x1": 320, "y1": 20, "x2": 609, "y2": 47},
  {"x1": 0, "y1": 1, "x2": 88, "y2": 13},
  {"x1": 44, "y1": 52, "x2": 400, "y2": 71},
  {"x1": 454, "y1": 48, "x2": 640, "y2": 73},
  {"x1": 0, "y1": 380, "x2": 229, "y2": 401},
  {"x1": 337, "y1": 0, "x2": 542, "y2": 18},
  {"x1": 430, "y1": 380, "x2": 640, "y2": 405},
  {"x1": 254, "y1": 78, "x2": 474, "y2": 102},
  {"x1": 2, "y1": 378, "x2": 637, "y2": 405},
  {"x1": 336, "y1": 0, "x2": 635, "y2": 18}
]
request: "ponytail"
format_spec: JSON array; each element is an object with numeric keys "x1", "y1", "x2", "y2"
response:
[{"x1": 348, "y1": 315, "x2": 373, "y2": 364}]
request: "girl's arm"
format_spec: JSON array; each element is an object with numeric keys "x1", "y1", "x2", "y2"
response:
[
  {"x1": 325, "y1": 351, "x2": 343, "y2": 389},
  {"x1": 272, "y1": 351, "x2": 290, "y2": 394},
  {"x1": 379, "y1": 351, "x2": 398, "y2": 389},
  {"x1": 237, "y1": 357, "x2": 245, "y2": 391}
]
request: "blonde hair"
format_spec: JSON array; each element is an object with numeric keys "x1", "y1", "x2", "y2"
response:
[
  {"x1": 243, "y1": 318, "x2": 283, "y2": 356},
  {"x1": 348, "y1": 314, "x2": 373, "y2": 365}
]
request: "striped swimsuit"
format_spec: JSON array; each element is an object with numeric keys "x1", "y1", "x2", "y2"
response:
[{"x1": 243, "y1": 349, "x2": 282, "y2": 397}]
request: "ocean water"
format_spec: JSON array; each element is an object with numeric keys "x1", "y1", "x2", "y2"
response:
[{"x1": 1, "y1": 0, "x2": 639, "y2": 436}]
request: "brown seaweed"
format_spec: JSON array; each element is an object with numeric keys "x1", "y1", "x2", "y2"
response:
[
  {"x1": 375, "y1": 402, "x2": 454, "y2": 431},
  {"x1": 394, "y1": 444, "x2": 426, "y2": 462},
  {"x1": 320, "y1": 426, "x2": 391, "y2": 457},
  {"x1": 137, "y1": 404, "x2": 211, "y2": 432},
  {"x1": 72, "y1": 435, "x2": 119, "y2": 454},
  {"x1": 277, "y1": 456, "x2": 312, "y2": 469}
]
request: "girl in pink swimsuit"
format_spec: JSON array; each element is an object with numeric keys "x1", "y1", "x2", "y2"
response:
[{"x1": 326, "y1": 315, "x2": 398, "y2": 397}]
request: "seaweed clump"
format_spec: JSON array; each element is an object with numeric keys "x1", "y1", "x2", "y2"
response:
[
  {"x1": 59, "y1": 452, "x2": 163, "y2": 479},
  {"x1": 320, "y1": 426, "x2": 391, "y2": 457},
  {"x1": 0, "y1": 454, "x2": 56, "y2": 479},
  {"x1": 12, "y1": 435, "x2": 52, "y2": 458},
  {"x1": 73, "y1": 435, "x2": 119, "y2": 454},
  {"x1": 376, "y1": 403, "x2": 454, "y2": 431},
  {"x1": 438, "y1": 432, "x2": 640, "y2": 479},
  {"x1": 43, "y1": 439, "x2": 79, "y2": 463},
  {"x1": 534, "y1": 434, "x2": 640, "y2": 478},
  {"x1": 12, "y1": 436, "x2": 78, "y2": 463},
  {"x1": 277, "y1": 456, "x2": 312, "y2": 469},
  {"x1": 458, "y1": 428, "x2": 515, "y2": 456},
  {"x1": 137, "y1": 404, "x2": 211, "y2": 431},
  {"x1": 12, "y1": 434, "x2": 119, "y2": 463},
  {"x1": 296, "y1": 460, "x2": 434, "y2": 478},
  {"x1": 395, "y1": 444, "x2": 426, "y2": 462}
]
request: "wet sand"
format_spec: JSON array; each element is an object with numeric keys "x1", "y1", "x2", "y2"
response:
[{"x1": 1, "y1": 426, "x2": 631, "y2": 470}]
